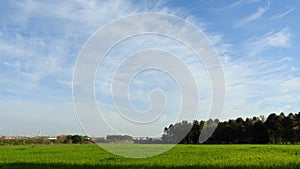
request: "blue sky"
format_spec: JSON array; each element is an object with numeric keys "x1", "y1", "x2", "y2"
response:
[{"x1": 0, "y1": 0, "x2": 299, "y2": 136}]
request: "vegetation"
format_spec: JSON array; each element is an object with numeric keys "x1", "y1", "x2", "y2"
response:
[
  {"x1": 106, "y1": 135, "x2": 133, "y2": 143},
  {"x1": 2, "y1": 112, "x2": 300, "y2": 145},
  {"x1": 0, "y1": 144, "x2": 299, "y2": 169},
  {"x1": 163, "y1": 112, "x2": 300, "y2": 144},
  {"x1": 0, "y1": 135, "x2": 92, "y2": 145}
]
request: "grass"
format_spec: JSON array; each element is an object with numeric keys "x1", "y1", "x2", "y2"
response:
[{"x1": 0, "y1": 144, "x2": 300, "y2": 168}]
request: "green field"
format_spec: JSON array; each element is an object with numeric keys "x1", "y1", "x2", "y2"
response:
[{"x1": 0, "y1": 144, "x2": 300, "y2": 169}]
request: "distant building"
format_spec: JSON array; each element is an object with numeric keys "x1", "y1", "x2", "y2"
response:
[{"x1": 48, "y1": 137, "x2": 57, "y2": 140}]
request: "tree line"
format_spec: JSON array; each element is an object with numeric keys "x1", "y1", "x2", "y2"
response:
[
  {"x1": 1, "y1": 112, "x2": 299, "y2": 145},
  {"x1": 162, "y1": 112, "x2": 300, "y2": 144},
  {"x1": 0, "y1": 135, "x2": 93, "y2": 145}
]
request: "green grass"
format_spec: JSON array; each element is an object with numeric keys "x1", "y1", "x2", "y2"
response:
[{"x1": 0, "y1": 144, "x2": 300, "y2": 168}]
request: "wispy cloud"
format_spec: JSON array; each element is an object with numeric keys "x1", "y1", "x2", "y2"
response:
[
  {"x1": 236, "y1": 2, "x2": 270, "y2": 27},
  {"x1": 1, "y1": 0, "x2": 200, "y2": 136},
  {"x1": 245, "y1": 27, "x2": 291, "y2": 56},
  {"x1": 210, "y1": 0, "x2": 260, "y2": 12},
  {"x1": 228, "y1": 0, "x2": 261, "y2": 9},
  {"x1": 222, "y1": 54, "x2": 300, "y2": 119},
  {"x1": 1, "y1": 0, "x2": 299, "y2": 137},
  {"x1": 0, "y1": 0, "x2": 147, "y2": 97},
  {"x1": 271, "y1": 8, "x2": 294, "y2": 20}
]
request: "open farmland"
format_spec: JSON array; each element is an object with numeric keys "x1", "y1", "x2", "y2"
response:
[{"x1": 0, "y1": 144, "x2": 299, "y2": 169}]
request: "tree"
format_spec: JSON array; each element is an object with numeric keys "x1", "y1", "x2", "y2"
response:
[
  {"x1": 71, "y1": 135, "x2": 83, "y2": 144},
  {"x1": 162, "y1": 112, "x2": 300, "y2": 144}
]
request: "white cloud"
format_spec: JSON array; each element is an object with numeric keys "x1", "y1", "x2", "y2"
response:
[
  {"x1": 91, "y1": 33, "x2": 215, "y2": 136},
  {"x1": 228, "y1": 0, "x2": 261, "y2": 9},
  {"x1": 236, "y1": 2, "x2": 270, "y2": 27},
  {"x1": 0, "y1": 0, "x2": 151, "y2": 97},
  {"x1": 2, "y1": 0, "x2": 204, "y2": 136},
  {"x1": 244, "y1": 27, "x2": 291, "y2": 56},
  {"x1": 210, "y1": 0, "x2": 260, "y2": 12},
  {"x1": 221, "y1": 55, "x2": 300, "y2": 119},
  {"x1": 1, "y1": 0, "x2": 299, "y2": 137},
  {"x1": 271, "y1": 8, "x2": 294, "y2": 20}
]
